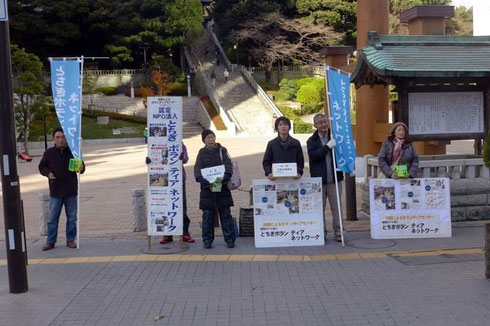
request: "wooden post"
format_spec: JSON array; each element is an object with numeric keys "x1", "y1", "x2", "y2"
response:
[
  {"x1": 147, "y1": 236, "x2": 151, "y2": 251},
  {"x1": 485, "y1": 223, "x2": 490, "y2": 279}
]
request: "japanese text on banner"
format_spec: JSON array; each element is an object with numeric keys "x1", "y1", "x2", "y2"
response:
[
  {"x1": 326, "y1": 66, "x2": 356, "y2": 173},
  {"x1": 49, "y1": 59, "x2": 82, "y2": 159}
]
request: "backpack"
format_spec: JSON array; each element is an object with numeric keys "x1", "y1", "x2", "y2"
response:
[{"x1": 219, "y1": 148, "x2": 241, "y2": 190}]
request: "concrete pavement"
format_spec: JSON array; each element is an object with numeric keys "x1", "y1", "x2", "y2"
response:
[{"x1": 0, "y1": 136, "x2": 487, "y2": 326}]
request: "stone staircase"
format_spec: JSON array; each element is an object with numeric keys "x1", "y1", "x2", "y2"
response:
[{"x1": 190, "y1": 31, "x2": 277, "y2": 136}]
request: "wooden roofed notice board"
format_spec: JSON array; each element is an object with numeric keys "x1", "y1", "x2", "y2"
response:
[{"x1": 408, "y1": 92, "x2": 484, "y2": 136}]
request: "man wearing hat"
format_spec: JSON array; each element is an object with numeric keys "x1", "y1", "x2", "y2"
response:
[{"x1": 194, "y1": 130, "x2": 236, "y2": 249}]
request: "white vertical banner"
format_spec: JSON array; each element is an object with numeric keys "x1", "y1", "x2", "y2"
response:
[{"x1": 147, "y1": 97, "x2": 183, "y2": 236}]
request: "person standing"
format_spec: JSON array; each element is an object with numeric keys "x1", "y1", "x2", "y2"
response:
[
  {"x1": 194, "y1": 130, "x2": 236, "y2": 249},
  {"x1": 306, "y1": 113, "x2": 343, "y2": 242},
  {"x1": 223, "y1": 69, "x2": 229, "y2": 83},
  {"x1": 262, "y1": 117, "x2": 304, "y2": 180},
  {"x1": 210, "y1": 70, "x2": 216, "y2": 88},
  {"x1": 378, "y1": 122, "x2": 419, "y2": 178},
  {"x1": 39, "y1": 127, "x2": 85, "y2": 250}
]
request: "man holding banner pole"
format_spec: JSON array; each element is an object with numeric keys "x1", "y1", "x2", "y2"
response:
[
  {"x1": 307, "y1": 113, "x2": 344, "y2": 242},
  {"x1": 307, "y1": 66, "x2": 356, "y2": 245}
]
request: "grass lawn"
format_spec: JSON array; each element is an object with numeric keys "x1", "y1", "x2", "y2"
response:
[{"x1": 28, "y1": 113, "x2": 146, "y2": 141}]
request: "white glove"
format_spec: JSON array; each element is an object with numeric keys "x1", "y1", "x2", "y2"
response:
[{"x1": 327, "y1": 138, "x2": 336, "y2": 149}]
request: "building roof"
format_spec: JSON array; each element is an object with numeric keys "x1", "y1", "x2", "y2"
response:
[{"x1": 351, "y1": 32, "x2": 490, "y2": 87}]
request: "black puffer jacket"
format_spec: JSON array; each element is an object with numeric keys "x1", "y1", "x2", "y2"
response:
[
  {"x1": 262, "y1": 136, "x2": 304, "y2": 177},
  {"x1": 194, "y1": 144, "x2": 234, "y2": 210}
]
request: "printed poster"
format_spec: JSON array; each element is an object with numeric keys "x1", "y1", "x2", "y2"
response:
[
  {"x1": 253, "y1": 177, "x2": 324, "y2": 248},
  {"x1": 147, "y1": 97, "x2": 183, "y2": 236},
  {"x1": 370, "y1": 178, "x2": 451, "y2": 239}
]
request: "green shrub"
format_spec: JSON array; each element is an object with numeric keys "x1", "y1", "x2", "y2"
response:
[
  {"x1": 82, "y1": 108, "x2": 147, "y2": 124},
  {"x1": 279, "y1": 78, "x2": 299, "y2": 100},
  {"x1": 301, "y1": 103, "x2": 324, "y2": 115},
  {"x1": 96, "y1": 86, "x2": 118, "y2": 96},
  {"x1": 258, "y1": 82, "x2": 278, "y2": 91},
  {"x1": 278, "y1": 106, "x2": 313, "y2": 134},
  {"x1": 296, "y1": 77, "x2": 318, "y2": 88},
  {"x1": 167, "y1": 82, "x2": 187, "y2": 96},
  {"x1": 297, "y1": 84, "x2": 322, "y2": 105},
  {"x1": 272, "y1": 90, "x2": 290, "y2": 101}
]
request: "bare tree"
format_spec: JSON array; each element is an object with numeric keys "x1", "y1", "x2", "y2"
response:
[{"x1": 230, "y1": 13, "x2": 343, "y2": 83}]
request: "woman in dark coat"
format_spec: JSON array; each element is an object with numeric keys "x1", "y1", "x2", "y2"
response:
[
  {"x1": 262, "y1": 117, "x2": 304, "y2": 179},
  {"x1": 378, "y1": 122, "x2": 419, "y2": 178},
  {"x1": 194, "y1": 130, "x2": 236, "y2": 249}
]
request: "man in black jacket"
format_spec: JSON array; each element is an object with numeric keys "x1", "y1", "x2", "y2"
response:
[
  {"x1": 38, "y1": 128, "x2": 85, "y2": 250},
  {"x1": 307, "y1": 113, "x2": 343, "y2": 242}
]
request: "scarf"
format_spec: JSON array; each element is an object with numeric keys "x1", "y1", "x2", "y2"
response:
[{"x1": 392, "y1": 138, "x2": 404, "y2": 165}]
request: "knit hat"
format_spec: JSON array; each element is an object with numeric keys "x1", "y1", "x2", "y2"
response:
[
  {"x1": 201, "y1": 129, "x2": 215, "y2": 142},
  {"x1": 390, "y1": 122, "x2": 408, "y2": 134}
]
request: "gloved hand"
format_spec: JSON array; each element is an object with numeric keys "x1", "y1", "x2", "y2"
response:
[
  {"x1": 48, "y1": 172, "x2": 56, "y2": 179},
  {"x1": 327, "y1": 138, "x2": 336, "y2": 149},
  {"x1": 145, "y1": 157, "x2": 151, "y2": 165},
  {"x1": 222, "y1": 173, "x2": 231, "y2": 183},
  {"x1": 196, "y1": 176, "x2": 210, "y2": 187}
]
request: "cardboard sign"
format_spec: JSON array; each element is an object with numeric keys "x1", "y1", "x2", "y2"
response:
[
  {"x1": 370, "y1": 178, "x2": 451, "y2": 239},
  {"x1": 201, "y1": 165, "x2": 225, "y2": 183},
  {"x1": 272, "y1": 163, "x2": 297, "y2": 178}
]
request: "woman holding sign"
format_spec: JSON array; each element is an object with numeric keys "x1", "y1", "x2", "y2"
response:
[
  {"x1": 194, "y1": 130, "x2": 236, "y2": 249},
  {"x1": 262, "y1": 117, "x2": 304, "y2": 180},
  {"x1": 378, "y1": 122, "x2": 419, "y2": 178}
]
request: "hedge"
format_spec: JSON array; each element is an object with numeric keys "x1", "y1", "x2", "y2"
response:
[
  {"x1": 96, "y1": 86, "x2": 118, "y2": 96},
  {"x1": 83, "y1": 108, "x2": 146, "y2": 124}
]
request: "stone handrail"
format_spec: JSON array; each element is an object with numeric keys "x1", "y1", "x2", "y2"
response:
[
  {"x1": 183, "y1": 47, "x2": 239, "y2": 135},
  {"x1": 236, "y1": 65, "x2": 283, "y2": 119},
  {"x1": 209, "y1": 31, "x2": 233, "y2": 71},
  {"x1": 195, "y1": 69, "x2": 238, "y2": 136},
  {"x1": 364, "y1": 154, "x2": 490, "y2": 183}
]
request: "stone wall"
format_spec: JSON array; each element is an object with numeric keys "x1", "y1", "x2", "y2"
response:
[{"x1": 360, "y1": 178, "x2": 490, "y2": 221}]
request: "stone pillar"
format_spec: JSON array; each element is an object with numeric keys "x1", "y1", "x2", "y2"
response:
[
  {"x1": 39, "y1": 193, "x2": 50, "y2": 236},
  {"x1": 355, "y1": 0, "x2": 390, "y2": 156},
  {"x1": 132, "y1": 189, "x2": 147, "y2": 232},
  {"x1": 485, "y1": 223, "x2": 490, "y2": 279},
  {"x1": 400, "y1": 5, "x2": 454, "y2": 155}
]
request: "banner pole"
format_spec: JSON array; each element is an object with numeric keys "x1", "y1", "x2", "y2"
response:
[
  {"x1": 76, "y1": 56, "x2": 84, "y2": 249},
  {"x1": 324, "y1": 65, "x2": 345, "y2": 247}
]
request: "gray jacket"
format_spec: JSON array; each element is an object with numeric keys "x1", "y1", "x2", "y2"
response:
[{"x1": 378, "y1": 139, "x2": 419, "y2": 178}]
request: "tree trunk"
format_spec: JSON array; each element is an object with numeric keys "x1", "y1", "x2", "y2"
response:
[{"x1": 265, "y1": 68, "x2": 272, "y2": 84}]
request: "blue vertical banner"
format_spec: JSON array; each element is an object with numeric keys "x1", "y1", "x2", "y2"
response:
[
  {"x1": 326, "y1": 66, "x2": 356, "y2": 173},
  {"x1": 49, "y1": 59, "x2": 82, "y2": 158}
]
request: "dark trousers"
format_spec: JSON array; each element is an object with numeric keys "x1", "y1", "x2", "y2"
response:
[
  {"x1": 183, "y1": 184, "x2": 190, "y2": 233},
  {"x1": 202, "y1": 206, "x2": 235, "y2": 244}
]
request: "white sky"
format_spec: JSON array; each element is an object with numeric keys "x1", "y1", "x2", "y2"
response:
[{"x1": 451, "y1": 0, "x2": 476, "y2": 8}]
